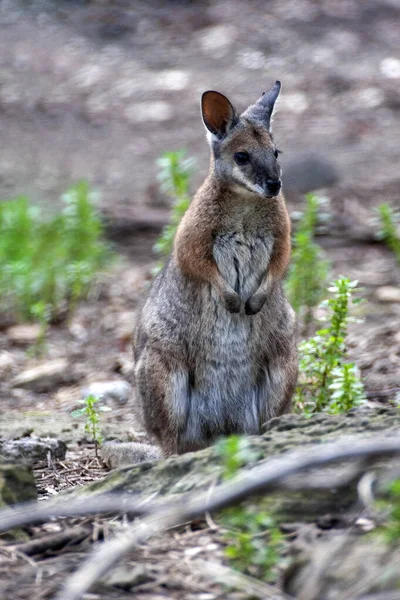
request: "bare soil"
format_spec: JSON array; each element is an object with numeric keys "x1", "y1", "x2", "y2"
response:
[{"x1": 0, "y1": 1, "x2": 399, "y2": 598}]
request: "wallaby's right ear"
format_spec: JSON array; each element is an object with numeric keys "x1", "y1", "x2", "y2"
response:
[{"x1": 201, "y1": 91, "x2": 238, "y2": 138}]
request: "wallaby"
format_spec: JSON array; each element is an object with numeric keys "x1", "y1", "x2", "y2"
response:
[{"x1": 102, "y1": 81, "x2": 298, "y2": 467}]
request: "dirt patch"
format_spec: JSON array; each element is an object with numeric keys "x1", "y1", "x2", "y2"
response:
[{"x1": 0, "y1": 1, "x2": 399, "y2": 598}]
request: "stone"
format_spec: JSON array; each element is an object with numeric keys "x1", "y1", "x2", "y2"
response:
[
  {"x1": 0, "y1": 462, "x2": 37, "y2": 508},
  {"x1": 6, "y1": 324, "x2": 41, "y2": 345},
  {"x1": 11, "y1": 359, "x2": 75, "y2": 392},
  {"x1": 0, "y1": 437, "x2": 67, "y2": 464},
  {"x1": 67, "y1": 407, "x2": 400, "y2": 523},
  {"x1": 375, "y1": 286, "x2": 400, "y2": 303},
  {"x1": 283, "y1": 535, "x2": 400, "y2": 599},
  {"x1": 82, "y1": 380, "x2": 132, "y2": 405},
  {"x1": 104, "y1": 565, "x2": 149, "y2": 590}
]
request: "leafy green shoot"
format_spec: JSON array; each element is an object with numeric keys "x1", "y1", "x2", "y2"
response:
[
  {"x1": 215, "y1": 435, "x2": 260, "y2": 480},
  {"x1": 376, "y1": 479, "x2": 400, "y2": 544},
  {"x1": 71, "y1": 394, "x2": 112, "y2": 456},
  {"x1": 153, "y1": 150, "x2": 195, "y2": 272},
  {"x1": 0, "y1": 181, "x2": 111, "y2": 324},
  {"x1": 294, "y1": 277, "x2": 366, "y2": 415},
  {"x1": 222, "y1": 505, "x2": 285, "y2": 582},
  {"x1": 285, "y1": 193, "x2": 330, "y2": 329},
  {"x1": 376, "y1": 203, "x2": 400, "y2": 264}
]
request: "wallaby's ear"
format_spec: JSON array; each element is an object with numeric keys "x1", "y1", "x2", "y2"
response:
[
  {"x1": 201, "y1": 91, "x2": 237, "y2": 138},
  {"x1": 243, "y1": 80, "x2": 281, "y2": 130}
]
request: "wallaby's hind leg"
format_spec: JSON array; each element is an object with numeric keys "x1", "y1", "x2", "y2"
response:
[
  {"x1": 135, "y1": 350, "x2": 190, "y2": 457},
  {"x1": 260, "y1": 355, "x2": 298, "y2": 422}
]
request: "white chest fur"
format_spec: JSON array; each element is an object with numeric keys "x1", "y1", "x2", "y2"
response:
[{"x1": 213, "y1": 232, "x2": 273, "y2": 300}]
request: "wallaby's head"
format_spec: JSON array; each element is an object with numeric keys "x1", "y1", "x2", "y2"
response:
[{"x1": 201, "y1": 81, "x2": 282, "y2": 198}]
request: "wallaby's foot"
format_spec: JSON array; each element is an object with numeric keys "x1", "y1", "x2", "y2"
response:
[
  {"x1": 223, "y1": 290, "x2": 241, "y2": 313},
  {"x1": 101, "y1": 441, "x2": 162, "y2": 469},
  {"x1": 245, "y1": 293, "x2": 267, "y2": 315}
]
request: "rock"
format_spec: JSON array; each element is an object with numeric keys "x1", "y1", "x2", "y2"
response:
[
  {"x1": 104, "y1": 565, "x2": 149, "y2": 590},
  {"x1": 283, "y1": 153, "x2": 339, "y2": 193},
  {"x1": 67, "y1": 407, "x2": 400, "y2": 523},
  {"x1": 0, "y1": 437, "x2": 67, "y2": 464},
  {"x1": 0, "y1": 461, "x2": 37, "y2": 507},
  {"x1": 11, "y1": 359, "x2": 75, "y2": 392},
  {"x1": 81, "y1": 380, "x2": 132, "y2": 405},
  {"x1": 283, "y1": 535, "x2": 400, "y2": 599},
  {"x1": 375, "y1": 286, "x2": 400, "y2": 303},
  {"x1": 6, "y1": 324, "x2": 41, "y2": 345}
]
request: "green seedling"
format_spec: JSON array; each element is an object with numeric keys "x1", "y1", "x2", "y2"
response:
[
  {"x1": 153, "y1": 150, "x2": 195, "y2": 272},
  {"x1": 215, "y1": 434, "x2": 285, "y2": 581},
  {"x1": 285, "y1": 193, "x2": 330, "y2": 329},
  {"x1": 222, "y1": 505, "x2": 285, "y2": 582},
  {"x1": 295, "y1": 277, "x2": 366, "y2": 414},
  {"x1": 71, "y1": 395, "x2": 111, "y2": 456},
  {"x1": 376, "y1": 203, "x2": 400, "y2": 264},
  {"x1": 0, "y1": 181, "x2": 111, "y2": 325}
]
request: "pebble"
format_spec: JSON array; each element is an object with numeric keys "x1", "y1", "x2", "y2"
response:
[
  {"x1": 124, "y1": 101, "x2": 173, "y2": 124},
  {"x1": 11, "y1": 358, "x2": 75, "y2": 392},
  {"x1": 375, "y1": 286, "x2": 400, "y2": 303},
  {"x1": 81, "y1": 380, "x2": 132, "y2": 405},
  {"x1": 6, "y1": 324, "x2": 41, "y2": 345}
]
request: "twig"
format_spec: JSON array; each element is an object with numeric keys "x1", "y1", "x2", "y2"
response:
[
  {"x1": 56, "y1": 436, "x2": 400, "y2": 600},
  {"x1": 357, "y1": 593, "x2": 400, "y2": 600},
  {"x1": 14, "y1": 526, "x2": 89, "y2": 557},
  {"x1": 0, "y1": 462, "x2": 361, "y2": 534},
  {"x1": 194, "y1": 559, "x2": 294, "y2": 599},
  {"x1": 0, "y1": 494, "x2": 151, "y2": 533}
]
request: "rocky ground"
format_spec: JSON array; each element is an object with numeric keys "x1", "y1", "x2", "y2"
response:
[{"x1": 0, "y1": 1, "x2": 399, "y2": 599}]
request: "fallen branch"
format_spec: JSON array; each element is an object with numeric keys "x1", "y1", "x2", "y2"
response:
[
  {"x1": 55, "y1": 436, "x2": 400, "y2": 600},
  {"x1": 14, "y1": 526, "x2": 89, "y2": 557},
  {"x1": 195, "y1": 559, "x2": 295, "y2": 599},
  {"x1": 0, "y1": 494, "x2": 151, "y2": 533},
  {"x1": 0, "y1": 462, "x2": 361, "y2": 534}
]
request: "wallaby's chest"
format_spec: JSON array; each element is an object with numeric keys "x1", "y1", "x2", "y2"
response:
[{"x1": 213, "y1": 231, "x2": 273, "y2": 299}]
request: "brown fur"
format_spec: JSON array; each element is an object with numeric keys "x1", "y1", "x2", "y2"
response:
[{"x1": 105, "y1": 83, "x2": 298, "y2": 467}]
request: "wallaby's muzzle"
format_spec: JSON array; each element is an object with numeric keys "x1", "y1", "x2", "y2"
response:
[{"x1": 265, "y1": 178, "x2": 282, "y2": 197}]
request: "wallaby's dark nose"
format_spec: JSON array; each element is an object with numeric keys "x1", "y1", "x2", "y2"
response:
[{"x1": 266, "y1": 179, "x2": 282, "y2": 195}]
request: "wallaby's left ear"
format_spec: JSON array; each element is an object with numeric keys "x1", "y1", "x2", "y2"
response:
[
  {"x1": 201, "y1": 91, "x2": 238, "y2": 138},
  {"x1": 243, "y1": 80, "x2": 281, "y2": 130}
]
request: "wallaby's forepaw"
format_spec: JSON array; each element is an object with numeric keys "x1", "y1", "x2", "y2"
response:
[
  {"x1": 101, "y1": 441, "x2": 162, "y2": 469},
  {"x1": 223, "y1": 290, "x2": 241, "y2": 313},
  {"x1": 245, "y1": 293, "x2": 267, "y2": 315}
]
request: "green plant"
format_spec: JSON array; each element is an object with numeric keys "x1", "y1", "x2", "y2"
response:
[
  {"x1": 71, "y1": 395, "x2": 111, "y2": 456},
  {"x1": 285, "y1": 194, "x2": 330, "y2": 327},
  {"x1": 0, "y1": 181, "x2": 111, "y2": 324},
  {"x1": 222, "y1": 505, "x2": 284, "y2": 581},
  {"x1": 294, "y1": 277, "x2": 366, "y2": 415},
  {"x1": 27, "y1": 300, "x2": 51, "y2": 357},
  {"x1": 153, "y1": 150, "x2": 195, "y2": 270},
  {"x1": 215, "y1": 435, "x2": 260, "y2": 480},
  {"x1": 215, "y1": 435, "x2": 284, "y2": 580},
  {"x1": 376, "y1": 479, "x2": 400, "y2": 544},
  {"x1": 377, "y1": 203, "x2": 400, "y2": 264}
]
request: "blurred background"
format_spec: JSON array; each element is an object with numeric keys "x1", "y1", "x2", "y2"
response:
[
  {"x1": 0, "y1": 0, "x2": 399, "y2": 427},
  {"x1": 1, "y1": 0, "x2": 399, "y2": 221}
]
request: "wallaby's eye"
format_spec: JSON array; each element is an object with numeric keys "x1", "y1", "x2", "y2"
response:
[
  {"x1": 234, "y1": 152, "x2": 250, "y2": 166},
  {"x1": 274, "y1": 148, "x2": 281, "y2": 159}
]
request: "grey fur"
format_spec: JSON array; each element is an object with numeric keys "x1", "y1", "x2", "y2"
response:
[
  {"x1": 135, "y1": 256, "x2": 297, "y2": 456},
  {"x1": 108, "y1": 85, "x2": 298, "y2": 466}
]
